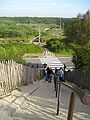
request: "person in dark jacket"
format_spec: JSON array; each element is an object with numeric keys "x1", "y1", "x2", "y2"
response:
[{"x1": 46, "y1": 67, "x2": 53, "y2": 83}]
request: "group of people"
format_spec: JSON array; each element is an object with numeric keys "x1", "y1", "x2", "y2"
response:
[
  {"x1": 43, "y1": 64, "x2": 66, "y2": 84},
  {"x1": 44, "y1": 67, "x2": 54, "y2": 83}
]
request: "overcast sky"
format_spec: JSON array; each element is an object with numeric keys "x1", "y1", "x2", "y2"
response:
[{"x1": 0, "y1": 0, "x2": 90, "y2": 18}]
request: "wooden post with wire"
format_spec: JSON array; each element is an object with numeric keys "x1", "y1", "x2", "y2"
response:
[{"x1": 39, "y1": 24, "x2": 40, "y2": 44}]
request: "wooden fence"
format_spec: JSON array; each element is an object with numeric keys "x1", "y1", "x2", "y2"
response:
[
  {"x1": 0, "y1": 60, "x2": 43, "y2": 96},
  {"x1": 65, "y1": 69, "x2": 90, "y2": 92}
]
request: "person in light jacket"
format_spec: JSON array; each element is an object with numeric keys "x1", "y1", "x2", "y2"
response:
[{"x1": 58, "y1": 67, "x2": 65, "y2": 82}]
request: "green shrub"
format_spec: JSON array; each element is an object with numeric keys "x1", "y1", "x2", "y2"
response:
[
  {"x1": 72, "y1": 46, "x2": 90, "y2": 69},
  {"x1": 0, "y1": 43, "x2": 44, "y2": 62}
]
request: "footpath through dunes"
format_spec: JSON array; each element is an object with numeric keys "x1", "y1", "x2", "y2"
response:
[{"x1": 0, "y1": 80, "x2": 90, "y2": 120}]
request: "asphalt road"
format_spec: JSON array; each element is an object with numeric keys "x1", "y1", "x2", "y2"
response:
[
  {"x1": 58, "y1": 57, "x2": 74, "y2": 70},
  {"x1": 25, "y1": 57, "x2": 74, "y2": 70}
]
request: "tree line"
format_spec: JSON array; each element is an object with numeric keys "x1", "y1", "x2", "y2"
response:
[
  {"x1": 0, "y1": 17, "x2": 71, "y2": 27},
  {"x1": 65, "y1": 10, "x2": 90, "y2": 69}
]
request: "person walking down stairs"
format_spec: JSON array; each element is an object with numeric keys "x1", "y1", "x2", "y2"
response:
[
  {"x1": 46, "y1": 67, "x2": 54, "y2": 83},
  {"x1": 58, "y1": 67, "x2": 65, "y2": 82}
]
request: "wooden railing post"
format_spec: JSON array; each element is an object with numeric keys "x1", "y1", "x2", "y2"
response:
[
  {"x1": 67, "y1": 92, "x2": 77, "y2": 120},
  {"x1": 56, "y1": 82, "x2": 61, "y2": 115},
  {"x1": 55, "y1": 76, "x2": 58, "y2": 97}
]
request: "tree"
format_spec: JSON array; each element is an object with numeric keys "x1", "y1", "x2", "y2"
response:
[
  {"x1": 65, "y1": 10, "x2": 90, "y2": 69},
  {"x1": 65, "y1": 11, "x2": 90, "y2": 46},
  {"x1": 72, "y1": 46, "x2": 90, "y2": 69}
]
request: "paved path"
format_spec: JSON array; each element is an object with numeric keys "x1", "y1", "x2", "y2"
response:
[{"x1": 0, "y1": 79, "x2": 90, "y2": 120}]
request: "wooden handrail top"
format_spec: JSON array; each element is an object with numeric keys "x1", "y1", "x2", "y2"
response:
[{"x1": 57, "y1": 81, "x2": 90, "y2": 105}]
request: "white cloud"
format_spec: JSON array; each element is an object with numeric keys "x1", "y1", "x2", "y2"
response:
[{"x1": 0, "y1": 0, "x2": 89, "y2": 17}]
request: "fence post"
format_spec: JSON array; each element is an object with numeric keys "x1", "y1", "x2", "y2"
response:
[
  {"x1": 67, "y1": 92, "x2": 77, "y2": 120},
  {"x1": 55, "y1": 76, "x2": 58, "y2": 97},
  {"x1": 56, "y1": 82, "x2": 61, "y2": 115},
  {"x1": 0, "y1": 60, "x2": 44, "y2": 96}
]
